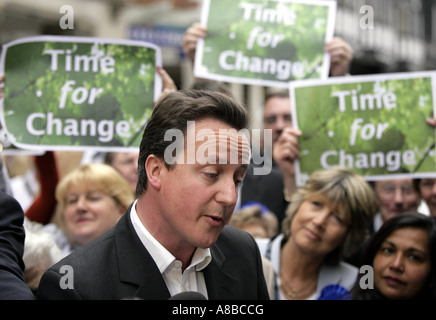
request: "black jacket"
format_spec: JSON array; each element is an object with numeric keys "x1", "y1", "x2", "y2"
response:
[
  {"x1": 0, "y1": 191, "x2": 35, "y2": 300},
  {"x1": 37, "y1": 207, "x2": 270, "y2": 300}
]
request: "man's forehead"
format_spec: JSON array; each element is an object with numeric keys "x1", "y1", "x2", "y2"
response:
[
  {"x1": 195, "y1": 129, "x2": 251, "y2": 157},
  {"x1": 195, "y1": 127, "x2": 249, "y2": 141},
  {"x1": 265, "y1": 95, "x2": 290, "y2": 107},
  {"x1": 377, "y1": 179, "x2": 414, "y2": 186},
  {"x1": 174, "y1": 118, "x2": 252, "y2": 165},
  {"x1": 191, "y1": 119, "x2": 248, "y2": 139}
]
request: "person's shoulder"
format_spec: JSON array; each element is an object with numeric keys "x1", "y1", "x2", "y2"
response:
[
  {"x1": 220, "y1": 225, "x2": 252, "y2": 240},
  {"x1": 217, "y1": 226, "x2": 257, "y2": 251},
  {"x1": 49, "y1": 227, "x2": 117, "y2": 273},
  {"x1": 213, "y1": 227, "x2": 266, "y2": 272},
  {"x1": 339, "y1": 260, "x2": 359, "y2": 274},
  {"x1": 318, "y1": 261, "x2": 359, "y2": 292},
  {"x1": 255, "y1": 233, "x2": 283, "y2": 256},
  {"x1": 255, "y1": 237, "x2": 270, "y2": 254},
  {"x1": 339, "y1": 261, "x2": 360, "y2": 290},
  {"x1": 324, "y1": 260, "x2": 358, "y2": 278},
  {"x1": 76, "y1": 226, "x2": 116, "y2": 254},
  {"x1": 0, "y1": 190, "x2": 19, "y2": 204},
  {"x1": 0, "y1": 191, "x2": 23, "y2": 218},
  {"x1": 334, "y1": 261, "x2": 359, "y2": 288}
]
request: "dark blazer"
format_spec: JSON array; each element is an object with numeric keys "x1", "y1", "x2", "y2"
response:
[
  {"x1": 0, "y1": 191, "x2": 35, "y2": 300},
  {"x1": 37, "y1": 207, "x2": 270, "y2": 300}
]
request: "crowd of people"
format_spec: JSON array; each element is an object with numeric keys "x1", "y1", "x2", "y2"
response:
[{"x1": 1, "y1": 20, "x2": 436, "y2": 302}]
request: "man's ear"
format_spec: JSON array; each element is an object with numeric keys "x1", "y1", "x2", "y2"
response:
[{"x1": 145, "y1": 155, "x2": 165, "y2": 190}]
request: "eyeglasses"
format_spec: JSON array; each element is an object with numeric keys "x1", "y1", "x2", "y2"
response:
[
  {"x1": 420, "y1": 180, "x2": 436, "y2": 189},
  {"x1": 377, "y1": 185, "x2": 416, "y2": 197},
  {"x1": 263, "y1": 114, "x2": 292, "y2": 125}
]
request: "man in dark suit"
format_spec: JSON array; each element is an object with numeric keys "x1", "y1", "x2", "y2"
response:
[
  {"x1": 37, "y1": 90, "x2": 269, "y2": 300},
  {"x1": 0, "y1": 191, "x2": 35, "y2": 299}
]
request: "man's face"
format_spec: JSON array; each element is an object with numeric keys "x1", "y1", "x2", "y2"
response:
[
  {"x1": 374, "y1": 179, "x2": 421, "y2": 222},
  {"x1": 263, "y1": 95, "x2": 293, "y2": 143},
  {"x1": 156, "y1": 118, "x2": 250, "y2": 250},
  {"x1": 419, "y1": 178, "x2": 436, "y2": 216},
  {"x1": 110, "y1": 152, "x2": 139, "y2": 193}
]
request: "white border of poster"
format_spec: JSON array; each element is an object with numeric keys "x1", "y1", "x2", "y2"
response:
[
  {"x1": 0, "y1": 35, "x2": 162, "y2": 153},
  {"x1": 194, "y1": 0, "x2": 337, "y2": 88},
  {"x1": 289, "y1": 70, "x2": 436, "y2": 186}
]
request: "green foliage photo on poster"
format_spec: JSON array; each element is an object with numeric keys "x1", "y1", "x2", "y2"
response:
[
  {"x1": 290, "y1": 72, "x2": 436, "y2": 186},
  {"x1": 0, "y1": 36, "x2": 161, "y2": 151},
  {"x1": 195, "y1": 0, "x2": 336, "y2": 87}
]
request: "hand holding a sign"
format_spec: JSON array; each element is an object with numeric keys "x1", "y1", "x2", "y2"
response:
[
  {"x1": 273, "y1": 127, "x2": 301, "y2": 200},
  {"x1": 426, "y1": 118, "x2": 436, "y2": 127},
  {"x1": 182, "y1": 22, "x2": 207, "y2": 64},
  {"x1": 154, "y1": 67, "x2": 177, "y2": 108},
  {"x1": 325, "y1": 37, "x2": 354, "y2": 77}
]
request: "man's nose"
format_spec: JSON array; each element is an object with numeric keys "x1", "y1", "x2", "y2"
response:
[
  {"x1": 215, "y1": 178, "x2": 237, "y2": 207},
  {"x1": 393, "y1": 188, "x2": 404, "y2": 203}
]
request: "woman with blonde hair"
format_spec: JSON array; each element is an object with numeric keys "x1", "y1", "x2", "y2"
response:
[
  {"x1": 51, "y1": 163, "x2": 135, "y2": 256},
  {"x1": 257, "y1": 166, "x2": 377, "y2": 300}
]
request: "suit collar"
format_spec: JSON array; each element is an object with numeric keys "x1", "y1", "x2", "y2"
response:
[
  {"x1": 204, "y1": 240, "x2": 238, "y2": 299},
  {"x1": 115, "y1": 208, "x2": 170, "y2": 299},
  {"x1": 115, "y1": 206, "x2": 238, "y2": 300}
]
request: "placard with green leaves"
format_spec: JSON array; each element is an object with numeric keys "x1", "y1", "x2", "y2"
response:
[
  {"x1": 194, "y1": 0, "x2": 336, "y2": 87},
  {"x1": 0, "y1": 36, "x2": 162, "y2": 151},
  {"x1": 290, "y1": 71, "x2": 436, "y2": 186}
]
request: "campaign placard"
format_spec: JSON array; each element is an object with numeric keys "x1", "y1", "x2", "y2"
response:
[
  {"x1": 0, "y1": 36, "x2": 162, "y2": 151},
  {"x1": 194, "y1": 0, "x2": 336, "y2": 87},
  {"x1": 290, "y1": 71, "x2": 436, "y2": 186}
]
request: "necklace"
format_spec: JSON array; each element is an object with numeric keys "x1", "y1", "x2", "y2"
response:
[{"x1": 279, "y1": 274, "x2": 317, "y2": 299}]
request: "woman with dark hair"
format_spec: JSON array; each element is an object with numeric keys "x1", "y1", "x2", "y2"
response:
[{"x1": 352, "y1": 212, "x2": 436, "y2": 300}]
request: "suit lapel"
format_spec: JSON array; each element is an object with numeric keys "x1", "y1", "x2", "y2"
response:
[
  {"x1": 115, "y1": 209, "x2": 171, "y2": 300},
  {"x1": 133, "y1": 267, "x2": 171, "y2": 300},
  {"x1": 115, "y1": 207, "x2": 238, "y2": 300},
  {"x1": 204, "y1": 243, "x2": 238, "y2": 300}
]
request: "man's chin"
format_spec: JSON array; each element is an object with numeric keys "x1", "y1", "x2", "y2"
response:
[{"x1": 196, "y1": 233, "x2": 221, "y2": 249}]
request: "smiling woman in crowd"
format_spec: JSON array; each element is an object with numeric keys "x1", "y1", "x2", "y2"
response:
[
  {"x1": 257, "y1": 166, "x2": 376, "y2": 300},
  {"x1": 52, "y1": 163, "x2": 134, "y2": 256}
]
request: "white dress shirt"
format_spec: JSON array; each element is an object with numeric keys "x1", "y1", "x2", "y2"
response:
[{"x1": 129, "y1": 200, "x2": 211, "y2": 298}]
